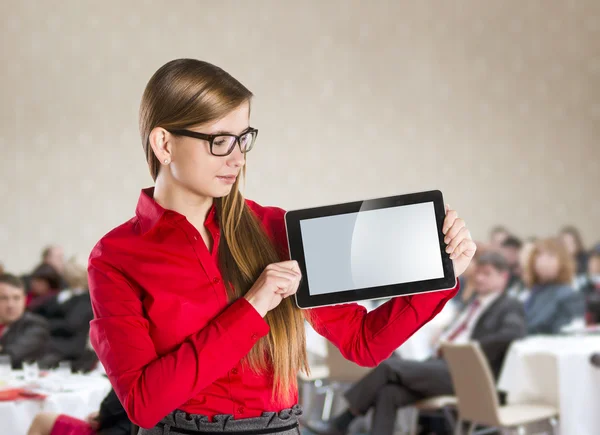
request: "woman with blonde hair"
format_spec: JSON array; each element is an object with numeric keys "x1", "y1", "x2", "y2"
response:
[
  {"x1": 88, "y1": 59, "x2": 476, "y2": 434},
  {"x1": 523, "y1": 238, "x2": 585, "y2": 334}
]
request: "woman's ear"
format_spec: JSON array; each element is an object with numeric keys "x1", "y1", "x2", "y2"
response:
[{"x1": 149, "y1": 127, "x2": 172, "y2": 165}]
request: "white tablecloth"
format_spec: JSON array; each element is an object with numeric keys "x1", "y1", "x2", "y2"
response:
[
  {"x1": 0, "y1": 372, "x2": 112, "y2": 435},
  {"x1": 497, "y1": 335, "x2": 600, "y2": 435}
]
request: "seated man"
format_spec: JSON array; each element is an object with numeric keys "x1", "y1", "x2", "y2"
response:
[
  {"x1": 305, "y1": 252, "x2": 526, "y2": 435},
  {"x1": 0, "y1": 274, "x2": 49, "y2": 368}
]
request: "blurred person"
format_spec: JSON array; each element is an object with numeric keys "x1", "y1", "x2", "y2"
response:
[
  {"x1": 582, "y1": 251, "x2": 600, "y2": 324},
  {"x1": 489, "y1": 225, "x2": 510, "y2": 248},
  {"x1": 0, "y1": 274, "x2": 49, "y2": 368},
  {"x1": 27, "y1": 388, "x2": 130, "y2": 435},
  {"x1": 500, "y1": 235, "x2": 523, "y2": 291},
  {"x1": 454, "y1": 241, "x2": 486, "y2": 308},
  {"x1": 305, "y1": 252, "x2": 525, "y2": 435},
  {"x1": 559, "y1": 226, "x2": 588, "y2": 277},
  {"x1": 87, "y1": 59, "x2": 476, "y2": 434},
  {"x1": 34, "y1": 258, "x2": 93, "y2": 368},
  {"x1": 0, "y1": 262, "x2": 4, "y2": 275},
  {"x1": 26, "y1": 263, "x2": 62, "y2": 308},
  {"x1": 41, "y1": 245, "x2": 66, "y2": 274},
  {"x1": 507, "y1": 237, "x2": 537, "y2": 301},
  {"x1": 523, "y1": 238, "x2": 585, "y2": 334}
]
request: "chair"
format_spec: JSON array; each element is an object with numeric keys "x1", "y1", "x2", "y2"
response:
[
  {"x1": 406, "y1": 396, "x2": 457, "y2": 435},
  {"x1": 312, "y1": 340, "x2": 372, "y2": 421},
  {"x1": 441, "y1": 342, "x2": 559, "y2": 435},
  {"x1": 307, "y1": 342, "x2": 458, "y2": 432},
  {"x1": 298, "y1": 351, "x2": 331, "y2": 420}
]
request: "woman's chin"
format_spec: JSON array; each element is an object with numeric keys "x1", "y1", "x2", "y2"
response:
[{"x1": 211, "y1": 184, "x2": 235, "y2": 198}]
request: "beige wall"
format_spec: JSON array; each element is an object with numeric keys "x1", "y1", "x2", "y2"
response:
[{"x1": 1, "y1": 0, "x2": 599, "y2": 274}]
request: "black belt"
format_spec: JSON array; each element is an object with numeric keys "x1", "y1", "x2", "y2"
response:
[{"x1": 161, "y1": 421, "x2": 299, "y2": 435}]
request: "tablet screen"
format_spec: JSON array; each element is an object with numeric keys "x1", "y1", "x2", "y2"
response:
[{"x1": 299, "y1": 202, "x2": 444, "y2": 296}]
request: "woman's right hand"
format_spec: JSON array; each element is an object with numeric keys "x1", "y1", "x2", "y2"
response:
[{"x1": 244, "y1": 261, "x2": 302, "y2": 317}]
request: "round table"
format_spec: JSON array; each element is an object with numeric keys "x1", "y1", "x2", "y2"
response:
[
  {"x1": 497, "y1": 335, "x2": 600, "y2": 435},
  {"x1": 0, "y1": 372, "x2": 112, "y2": 435}
]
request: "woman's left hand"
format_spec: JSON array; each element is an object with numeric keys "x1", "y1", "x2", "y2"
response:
[{"x1": 442, "y1": 205, "x2": 477, "y2": 278}]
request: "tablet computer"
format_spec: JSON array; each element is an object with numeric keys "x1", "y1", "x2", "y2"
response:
[{"x1": 285, "y1": 190, "x2": 456, "y2": 309}]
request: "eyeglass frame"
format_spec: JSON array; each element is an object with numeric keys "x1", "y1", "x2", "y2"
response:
[{"x1": 165, "y1": 127, "x2": 258, "y2": 156}]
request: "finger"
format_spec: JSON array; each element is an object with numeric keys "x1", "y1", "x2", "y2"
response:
[
  {"x1": 277, "y1": 274, "x2": 301, "y2": 296},
  {"x1": 278, "y1": 284, "x2": 299, "y2": 298},
  {"x1": 276, "y1": 283, "x2": 299, "y2": 297},
  {"x1": 273, "y1": 260, "x2": 301, "y2": 273},
  {"x1": 442, "y1": 210, "x2": 458, "y2": 234},
  {"x1": 266, "y1": 274, "x2": 299, "y2": 291},
  {"x1": 446, "y1": 227, "x2": 470, "y2": 254},
  {"x1": 445, "y1": 204, "x2": 450, "y2": 214},
  {"x1": 450, "y1": 238, "x2": 477, "y2": 260},
  {"x1": 269, "y1": 262, "x2": 302, "y2": 276},
  {"x1": 444, "y1": 218, "x2": 465, "y2": 244},
  {"x1": 265, "y1": 267, "x2": 300, "y2": 281}
]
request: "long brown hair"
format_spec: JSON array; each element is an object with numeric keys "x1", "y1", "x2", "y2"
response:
[
  {"x1": 139, "y1": 59, "x2": 309, "y2": 402},
  {"x1": 524, "y1": 238, "x2": 575, "y2": 288}
]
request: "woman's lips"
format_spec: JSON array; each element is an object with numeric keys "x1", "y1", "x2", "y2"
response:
[{"x1": 217, "y1": 175, "x2": 237, "y2": 184}]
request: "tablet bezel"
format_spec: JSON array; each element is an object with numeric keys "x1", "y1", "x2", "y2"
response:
[{"x1": 284, "y1": 190, "x2": 456, "y2": 309}]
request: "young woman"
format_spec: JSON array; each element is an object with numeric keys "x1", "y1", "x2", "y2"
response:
[
  {"x1": 523, "y1": 238, "x2": 585, "y2": 334},
  {"x1": 559, "y1": 225, "x2": 589, "y2": 277},
  {"x1": 88, "y1": 59, "x2": 476, "y2": 435}
]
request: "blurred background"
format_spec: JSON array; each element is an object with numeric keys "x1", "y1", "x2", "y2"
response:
[
  {"x1": 1, "y1": 0, "x2": 599, "y2": 273},
  {"x1": 1, "y1": 1, "x2": 599, "y2": 435}
]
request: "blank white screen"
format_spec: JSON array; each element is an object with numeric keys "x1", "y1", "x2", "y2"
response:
[{"x1": 299, "y1": 202, "x2": 444, "y2": 295}]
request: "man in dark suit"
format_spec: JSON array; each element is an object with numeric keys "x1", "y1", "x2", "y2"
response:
[
  {"x1": 0, "y1": 274, "x2": 49, "y2": 368},
  {"x1": 305, "y1": 252, "x2": 526, "y2": 435}
]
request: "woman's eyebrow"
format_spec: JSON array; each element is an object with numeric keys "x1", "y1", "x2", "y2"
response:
[{"x1": 210, "y1": 127, "x2": 251, "y2": 135}]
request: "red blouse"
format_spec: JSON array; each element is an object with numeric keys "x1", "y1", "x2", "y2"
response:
[{"x1": 88, "y1": 188, "x2": 458, "y2": 428}]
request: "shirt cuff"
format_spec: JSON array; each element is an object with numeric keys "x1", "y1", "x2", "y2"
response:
[{"x1": 216, "y1": 297, "x2": 271, "y2": 345}]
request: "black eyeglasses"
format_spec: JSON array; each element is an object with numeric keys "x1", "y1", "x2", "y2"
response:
[{"x1": 166, "y1": 127, "x2": 258, "y2": 157}]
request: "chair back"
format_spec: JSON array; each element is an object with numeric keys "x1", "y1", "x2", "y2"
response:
[
  {"x1": 441, "y1": 342, "x2": 501, "y2": 426},
  {"x1": 325, "y1": 340, "x2": 371, "y2": 383}
]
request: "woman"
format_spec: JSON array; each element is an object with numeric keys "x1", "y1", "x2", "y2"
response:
[
  {"x1": 506, "y1": 237, "x2": 537, "y2": 301},
  {"x1": 26, "y1": 263, "x2": 62, "y2": 308},
  {"x1": 27, "y1": 388, "x2": 130, "y2": 435},
  {"x1": 523, "y1": 238, "x2": 585, "y2": 334},
  {"x1": 559, "y1": 225, "x2": 589, "y2": 278},
  {"x1": 583, "y1": 251, "x2": 600, "y2": 324},
  {"x1": 88, "y1": 59, "x2": 476, "y2": 434}
]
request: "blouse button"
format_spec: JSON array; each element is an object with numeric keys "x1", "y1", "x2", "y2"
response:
[
  {"x1": 212, "y1": 277, "x2": 220, "y2": 284},
  {"x1": 193, "y1": 235, "x2": 198, "y2": 241},
  {"x1": 251, "y1": 333, "x2": 258, "y2": 340},
  {"x1": 231, "y1": 368, "x2": 238, "y2": 375},
  {"x1": 237, "y1": 406, "x2": 244, "y2": 414}
]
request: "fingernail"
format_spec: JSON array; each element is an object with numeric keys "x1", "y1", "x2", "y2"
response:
[
  {"x1": 446, "y1": 246, "x2": 452, "y2": 253},
  {"x1": 444, "y1": 237, "x2": 449, "y2": 244}
]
